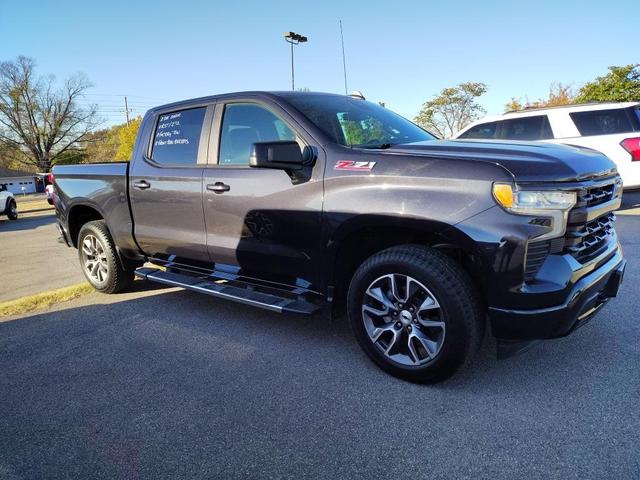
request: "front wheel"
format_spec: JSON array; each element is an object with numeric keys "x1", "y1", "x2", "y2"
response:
[
  {"x1": 6, "y1": 200, "x2": 18, "y2": 220},
  {"x1": 77, "y1": 220, "x2": 134, "y2": 294},
  {"x1": 347, "y1": 245, "x2": 483, "y2": 383}
]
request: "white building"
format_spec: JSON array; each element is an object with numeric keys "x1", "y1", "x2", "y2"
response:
[{"x1": 0, "y1": 167, "x2": 42, "y2": 194}]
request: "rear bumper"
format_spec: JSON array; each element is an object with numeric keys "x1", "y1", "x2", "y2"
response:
[
  {"x1": 57, "y1": 221, "x2": 71, "y2": 247},
  {"x1": 489, "y1": 247, "x2": 625, "y2": 340}
]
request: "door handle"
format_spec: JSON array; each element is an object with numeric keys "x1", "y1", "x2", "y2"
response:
[
  {"x1": 207, "y1": 182, "x2": 230, "y2": 194},
  {"x1": 133, "y1": 180, "x2": 151, "y2": 190}
]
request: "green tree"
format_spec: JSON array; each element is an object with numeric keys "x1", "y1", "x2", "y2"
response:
[
  {"x1": 415, "y1": 82, "x2": 487, "y2": 138},
  {"x1": 115, "y1": 116, "x2": 142, "y2": 160},
  {"x1": 575, "y1": 64, "x2": 640, "y2": 103},
  {"x1": 0, "y1": 56, "x2": 99, "y2": 172}
]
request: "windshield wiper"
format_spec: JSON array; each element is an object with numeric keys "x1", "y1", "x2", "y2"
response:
[{"x1": 355, "y1": 143, "x2": 394, "y2": 149}]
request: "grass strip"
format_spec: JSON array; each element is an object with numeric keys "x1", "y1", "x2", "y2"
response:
[
  {"x1": 0, "y1": 283, "x2": 93, "y2": 319},
  {"x1": 18, "y1": 199, "x2": 54, "y2": 212}
]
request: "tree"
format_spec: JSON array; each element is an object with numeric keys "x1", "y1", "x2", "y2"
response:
[
  {"x1": 82, "y1": 125, "x2": 120, "y2": 164},
  {"x1": 504, "y1": 97, "x2": 524, "y2": 113},
  {"x1": 0, "y1": 56, "x2": 99, "y2": 172},
  {"x1": 115, "y1": 116, "x2": 142, "y2": 160},
  {"x1": 414, "y1": 82, "x2": 487, "y2": 138},
  {"x1": 575, "y1": 64, "x2": 640, "y2": 103},
  {"x1": 505, "y1": 83, "x2": 574, "y2": 112}
]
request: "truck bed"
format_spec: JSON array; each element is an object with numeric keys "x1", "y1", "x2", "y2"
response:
[{"x1": 53, "y1": 162, "x2": 139, "y2": 255}]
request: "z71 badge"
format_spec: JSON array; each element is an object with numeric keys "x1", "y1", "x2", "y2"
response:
[{"x1": 334, "y1": 160, "x2": 376, "y2": 171}]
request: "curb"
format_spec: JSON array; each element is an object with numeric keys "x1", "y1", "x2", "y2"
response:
[{"x1": 0, "y1": 283, "x2": 93, "y2": 319}]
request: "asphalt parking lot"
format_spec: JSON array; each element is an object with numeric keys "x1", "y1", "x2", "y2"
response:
[
  {"x1": 0, "y1": 214, "x2": 85, "y2": 302},
  {"x1": 0, "y1": 194, "x2": 639, "y2": 479}
]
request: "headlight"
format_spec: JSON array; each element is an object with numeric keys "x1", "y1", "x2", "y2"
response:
[{"x1": 493, "y1": 183, "x2": 577, "y2": 240}]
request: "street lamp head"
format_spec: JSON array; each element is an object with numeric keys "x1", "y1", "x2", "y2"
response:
[{"x1": 284, "y1": 31, "x2": 308, "y2": 44}]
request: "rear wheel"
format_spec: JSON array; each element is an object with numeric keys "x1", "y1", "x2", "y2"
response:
[
  {"x1": 347, "y1": 245, "x2": 483, "y2": 383},
  {"x1": 77, "y1": 220, "x2": 134, "y2": 294},
  {"x1": 6, "y1": 200, "x2": 18, "y2": 220}
]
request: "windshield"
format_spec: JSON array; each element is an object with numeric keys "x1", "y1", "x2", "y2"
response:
[{"x1": 284, "y1": 94, "x2": 436, "y2": 148}]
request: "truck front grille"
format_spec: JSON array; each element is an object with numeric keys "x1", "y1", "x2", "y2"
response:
[
  {"x1": 576, "y1": 183, "x2": 616, "y2": 208},
  {"x1": 564, "y1": 212, "x2": 615, "y2": 258},
  {"x1": 563, "y1": 181, "x2": 620, "y2": 263}
]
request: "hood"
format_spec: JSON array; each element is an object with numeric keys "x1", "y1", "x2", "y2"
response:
[{"x1": 386, "y1": 139, "x2": 617, "y2": 183}]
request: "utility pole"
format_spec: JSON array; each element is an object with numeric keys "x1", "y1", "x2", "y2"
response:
[
  {"x1": 124, "y1": 96, "x2": 130, "y2": 126},
  {"x1": 339, "y1": 20, "x2": 348, "y2": 95},
  {"x1": 284, "y1": 32, "x2": 308, "y2": 91}
]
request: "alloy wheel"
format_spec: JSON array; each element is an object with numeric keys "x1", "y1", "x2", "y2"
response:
[
  {"x1": 81, "y1": 234, "x2": 109, "y2": 284},
  {"x1": 362, "y1": 273, "x2": 446, "y2": 366}
]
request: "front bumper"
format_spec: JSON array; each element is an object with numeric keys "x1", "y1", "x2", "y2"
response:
[{"x1": 489, "y1": 246, "x2": 626, "y2": 340}]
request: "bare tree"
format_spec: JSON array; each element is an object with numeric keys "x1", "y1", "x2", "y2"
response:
[
  {"x1": 0, "y1": 56, "x2": 99, "y2": 172},
  {"x1": 414, "y1": 82, "x2": 487, "y2": 138}
]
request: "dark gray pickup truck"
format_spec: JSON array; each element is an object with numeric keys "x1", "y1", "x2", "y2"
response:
[{"x1": 53, "y1": 91, "x2": 626, "y2": 382}]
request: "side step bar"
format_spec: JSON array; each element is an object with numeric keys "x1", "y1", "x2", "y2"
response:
[{"x1": 135, "y1": 267, "x2": 320, "y2": 315}]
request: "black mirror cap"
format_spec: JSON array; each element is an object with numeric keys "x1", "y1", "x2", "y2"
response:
[{"x1": 250, "y1": 141, "x2": 305, "y2": 170}]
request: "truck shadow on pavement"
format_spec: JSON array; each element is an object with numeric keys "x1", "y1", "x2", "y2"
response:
[{"x1": 0, "y1": 213, "x2": 56, "y2": 232}]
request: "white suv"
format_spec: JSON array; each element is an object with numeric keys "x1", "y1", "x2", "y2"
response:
[
  {"x1": 0, "y1": 184, "x2": 18, "y2": 220},
  {"x1": 455, "y1": 102, "x2": 640, "y2": 189}
]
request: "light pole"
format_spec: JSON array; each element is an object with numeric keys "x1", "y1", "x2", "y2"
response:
[{"x1": 284, "y1": 31, "x2": 308, "y2": 91}]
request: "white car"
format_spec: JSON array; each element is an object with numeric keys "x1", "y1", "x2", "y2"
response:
[
  {"x1": 0, "y1": 184, "x2": 18, "y2": 220},
  {"x1": 455, "y1": 102, "x2": 640, "y2": 189}
]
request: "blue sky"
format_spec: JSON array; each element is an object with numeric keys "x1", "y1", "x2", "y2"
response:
[{"x1": 2, "y1": 0, "x2": 638, "y2": 126}]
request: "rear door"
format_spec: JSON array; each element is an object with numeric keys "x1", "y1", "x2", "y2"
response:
[
  {"x1": 129, "y1": 103, "x2": 214, "y2": 263},
  {"x1": 202, "y1": 99, "x2": 325, "y2": 291}
]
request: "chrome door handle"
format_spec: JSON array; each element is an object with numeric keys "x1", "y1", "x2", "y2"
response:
[
  {"x1": 207, "y1": 182, "x2": 230, "y2": 194},
  {"x1": 133, "y1": 180, "x2": 151, "y2": 190}
]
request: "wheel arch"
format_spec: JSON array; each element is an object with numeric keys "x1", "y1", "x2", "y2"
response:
[
  {"x1": 68, "y1": 202, "x2": 143, "y2": 271},
  {"x1": 4, "y1": 195, "x2": 15, "y2": 212},
  {"x1": 67, "y1": 203, "x2": 106, "y2": 247},
  {"x1": 327, "y1": 215, "x2": 487, "y2": 305}
]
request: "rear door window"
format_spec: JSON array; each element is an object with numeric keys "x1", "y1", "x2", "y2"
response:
[
  {"x1": 151, "y1": 107, "x2": 207, "y2": 165},
  {"x1": 497, "y1": 115, "x2": 553, "y2": 140},
  {"x1": 569, "y1": 108, "x2": 640, "y2": 136},
  {"x1": 458, "y1": 122, "x2": 498, "y2": 139}
]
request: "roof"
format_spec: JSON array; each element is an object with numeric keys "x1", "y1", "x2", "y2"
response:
[
  {"x1": 0, "y1": 167, "x2": 37, "y2": 178},
  {"x1": 503, "y1": 101, "x2": 639, "y2": 115},
  {"x1": 151, "y1": 91, "x2": 349, "y2": 113}
]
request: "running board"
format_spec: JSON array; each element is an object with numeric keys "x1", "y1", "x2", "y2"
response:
[{"x1": 135, "y1": 267, "x2": 320, "y2": 315}]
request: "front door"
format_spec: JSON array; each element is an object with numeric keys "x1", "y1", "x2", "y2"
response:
[
  {"x1": 202, "y1": 101, "x2": 324, "y2": 291},
  {"x1": 129, "y1": 104, "x2": 213, "y2": 264}
]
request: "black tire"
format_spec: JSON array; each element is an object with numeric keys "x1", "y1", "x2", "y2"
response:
[
  {"x1": 77, "y1": 220, "x2": 134, "y2": 294},
  {"x1": 6, "y1": 200, "x2": 18, "y2": 220},
  {"x1": 347, "y1": 244, "x2": 483, "y2": 384}
]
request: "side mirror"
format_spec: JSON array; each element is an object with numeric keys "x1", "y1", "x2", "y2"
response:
[{"x1": 250, "y1": 141, "x2": 304, "y2": 170}]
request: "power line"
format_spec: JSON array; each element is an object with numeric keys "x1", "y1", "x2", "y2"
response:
[{"x1": 81, "y1": 93, "x2": 173, "y2": 102}]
